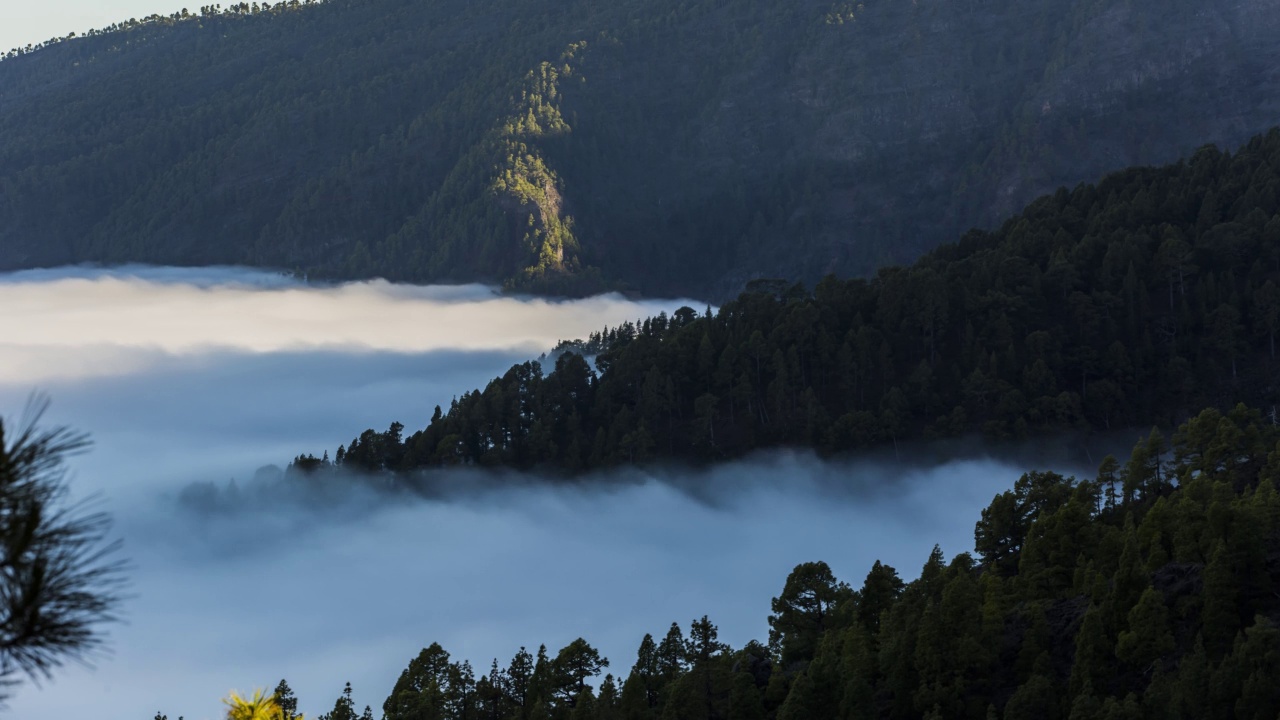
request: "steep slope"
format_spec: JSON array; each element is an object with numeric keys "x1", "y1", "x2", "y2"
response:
[
  {"x1": 2, "y1": 0, "x2": 1279, "y2": 296},
  {"x1": 306, "y1": 129, "x2": 1280, "y2": 475}
]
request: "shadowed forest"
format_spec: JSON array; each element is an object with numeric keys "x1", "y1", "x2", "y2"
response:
[
  {"x1": 303, "y1": 130, "x2": 1280, "y2": 476},
  {"x1": 3, "y1": 0, "x2": 1279, "y2": 295}
]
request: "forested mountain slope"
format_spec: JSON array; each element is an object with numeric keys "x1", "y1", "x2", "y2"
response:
[
  {"x1": 267, "y1": 407, "x2": 1280, "y2": 720},
  {"x1": 300, "y1": 129, "x2": 1280, "y2": 476},
  {"x1": 3, "y1": 0, "x2": 1279, "y2": 296}
]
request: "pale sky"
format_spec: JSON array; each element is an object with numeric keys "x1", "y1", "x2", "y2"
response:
[{"x1": 2, "y1": 0, "x2": 187, "y2": 54}]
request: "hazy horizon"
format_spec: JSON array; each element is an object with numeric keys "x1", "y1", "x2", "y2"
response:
[{"x1": 2, "y1": 0, "x2": 191, "y2": 54}]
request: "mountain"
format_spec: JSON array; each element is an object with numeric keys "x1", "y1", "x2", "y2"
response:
[
  {"x1": 296, "y1": 129, "x2": 1280, "y2": 476},
  {"x1": 2, "y1": 0, "x2": 1279, "y2": 296}
]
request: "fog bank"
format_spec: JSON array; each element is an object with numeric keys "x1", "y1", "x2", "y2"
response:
[
  {"x1": 0, "y1": 267, "x2": 1078, "y2": 720},
  {"x1": 0, "y1": 265, "x2": 697, "y2": 383}
]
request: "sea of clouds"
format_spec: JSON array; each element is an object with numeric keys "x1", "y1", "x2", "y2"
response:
[{"x1": 0, "y1": 266, "x2": 1086, "y2": 720}]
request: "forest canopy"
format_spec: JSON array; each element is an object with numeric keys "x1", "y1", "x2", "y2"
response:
[
  {"x1": 2, "y1": 0, "x2": 1278, "y2": 296},
  {"x1": 298, "y1": 129, "x2": 1280, "y2": 477},
  {"x1": 248, "y1": 406, "x2": 1280, "y2": 720}
]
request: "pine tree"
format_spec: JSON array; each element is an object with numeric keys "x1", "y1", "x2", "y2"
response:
[
  {"x1": 1115, "y1": 587, "x2": 1173, "y2": 672},
  {"x1": 1068, "y1": 605, "x2": 1113, "y2": 697},
  {"x1": 1097, "y1": 693, "x2": 1142, "y2": 720},
  {"x1": 775, "y1": 669, "x2": 817, "y2": 720},
  {"x1": 1097, "y1": 455, "x2": 1120, "y2": 511},
  {"x1": 856, "y1": 560, "x2": 904, "y2": 637},
  {"x1": 619, "y1": 634, "x2": 659, "y2": 720},
  {"x1": 685, "y1": 616, "x2": 726, "y2": 719},
  {"x1": 274, "y1": 679, "x2": 301, "y2": 720},
  {"x1": 836, "y1": 625, "x2": 876, "y2": 720},
  {"x1": 1066, "y1": 683, "x2": 1102, "y2": 720},
  {"x1": 552, "y1": 639, "x2": 608, "y2": 707},
  {"x1": 656, "y1": 624, "x2": 687, "y2": 685},
  {"x1": 318, "y1": 683, "x2": 359, "y2": 720},
  {"x1": 384, "y1": 645, "x2": 451, "y2": 720},
  {"x1": 1107, "y1": 517, "x2": 1145, "y2": 631},
  {"x1": 1229, "y1": 618, "x2": 1280, "y2": 720},
  {"x1": 1003, "y1": 670, "x2": 1061, "y2": 720},
  {"x1": 1169, "y1": 637, "x2": 1210, "y2": 720},
  {"x1": 727, "y1": 672, "x2": 765, "y2": 720},
  {"x1": 569, "y1": 687, "x2": 597, "y2": 720},
  {"x1": 1201, "y1": 540, "x2": 1238, "y2": 659},
  {"x1": 509, "y1": 647, "x2": 536, "y2": 719},
  {"x1": 530, "y1": 645, "x2": 553, "y2": 711},
  {"x1": 0, "y1": 402, "x2": 123, "y2": 693},
  {"x1": 596, "y1": 675, "x2": 620, "y2": 720},
  {"x1": 769, "y1": 562, "x2": 848, "y2": 667}
]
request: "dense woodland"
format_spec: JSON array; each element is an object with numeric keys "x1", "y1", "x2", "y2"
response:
[
  {"x1": 293, "y1": 130, "x2": 1280, "y2": 476},
  {"x1": 3, "y1": 0, "x2": 1279, "y2": 295},
  {"x1": 13, "y1": 3, "x2": 1277, "y2": 719},
  {"x1": 203, "y1": 406, "x2": 1280, "y2": 720}
]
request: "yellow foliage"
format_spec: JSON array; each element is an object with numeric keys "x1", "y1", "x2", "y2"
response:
[{"x1": 223, "y1": 688, "x2": 299, "y2": 720}]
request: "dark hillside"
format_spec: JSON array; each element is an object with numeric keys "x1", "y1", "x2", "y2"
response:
[
  {"x1": 2, "y1": 0, "x2": 1279, "y2": 296},
  {"x1": 304, "y1": 129, "x2": 1280, "y2": 475}
]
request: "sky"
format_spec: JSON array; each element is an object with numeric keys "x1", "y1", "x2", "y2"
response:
[
  {"x1": 0, "y1": 266, "x2": 1079, "y2": 719},
  {"x1": 2, "y1": 1, "x2": 191, "y2": 52}
]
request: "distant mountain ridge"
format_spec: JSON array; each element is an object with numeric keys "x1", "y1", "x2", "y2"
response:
[{"x1": 1, "y1": 0, "x2": 1278, "y2": 297}]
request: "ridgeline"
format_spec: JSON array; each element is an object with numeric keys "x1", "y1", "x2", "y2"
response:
[
  {"x1": 3, "y1": 0, "x2": 1279, "y2": 296},
  {"x1": 297, "y1": 130, "x2": 1280, "y2": 476}
]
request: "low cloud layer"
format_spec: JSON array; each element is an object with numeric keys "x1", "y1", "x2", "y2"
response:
[
  {"x1": 0, "y1": 267, "x2": 1083, "y2": 720},
  {"x1": 0, "y1": 265, "x2": 699, "y2": 383}
]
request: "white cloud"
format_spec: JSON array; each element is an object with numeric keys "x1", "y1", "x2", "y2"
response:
[
  {"x1": 0, "y1": 267, "x2": 1072, "y2": 720},
  {"x1": 0, "y1": 266, "x2": 698, "y2": 383}
]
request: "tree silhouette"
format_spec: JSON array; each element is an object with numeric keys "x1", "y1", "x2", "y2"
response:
[{"x1": 0, "y1": 397, "x2": 124, "y2": 697}]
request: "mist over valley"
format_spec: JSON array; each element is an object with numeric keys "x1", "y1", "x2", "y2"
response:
[
  {"x1": 0, "y1": 267, "x2": 1057, "y2": 719},
  {"x1": 2, "y1": 0, "x2": 1280, "y2": 715}
]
